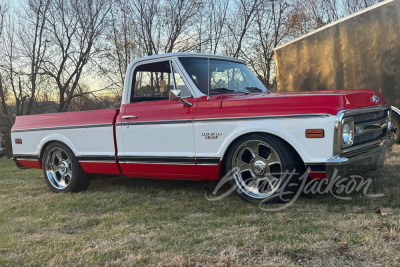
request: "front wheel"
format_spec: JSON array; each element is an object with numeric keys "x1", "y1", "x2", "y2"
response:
[
  {"x1": 42, "y1": 142, "x2": 91, "y2": 193},
  {"x1": 225, "y1": 134, "x2": 305, "y2": 203},
  {"x1": 391, "y1": 113, "x2": 400, "y2": 144}
]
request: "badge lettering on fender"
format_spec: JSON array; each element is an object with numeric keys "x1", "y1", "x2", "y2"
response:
[{"x1": 202, "y1": 132, "x2": 222, "y2": 139}]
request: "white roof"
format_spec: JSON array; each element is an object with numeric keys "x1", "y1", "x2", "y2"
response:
[{"x1": 133, "y1": 52, "x2": 246, "y2": 64}]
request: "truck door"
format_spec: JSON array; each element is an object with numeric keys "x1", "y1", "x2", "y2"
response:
[{"x1": 116, "y1": 59, "x2": 198, "y2": 179}]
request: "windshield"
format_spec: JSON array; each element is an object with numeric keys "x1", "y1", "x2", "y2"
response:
[{"x1": 178, "y1": 57, "x2": 268, "y2": 95}]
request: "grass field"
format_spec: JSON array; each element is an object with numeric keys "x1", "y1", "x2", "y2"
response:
[{"x1": 0, "y1": 145, "x2": 399, "y2": 266}]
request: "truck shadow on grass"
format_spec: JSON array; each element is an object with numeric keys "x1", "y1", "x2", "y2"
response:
[{"x1": 87, "y1": 163, "x2": 400, "y2": 211}]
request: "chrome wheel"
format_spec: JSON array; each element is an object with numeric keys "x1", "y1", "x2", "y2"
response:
[
  {"x1": 44, "y1": 147, "x2": 72, "y2": 190},
  {"x1": 232, "y1": 140, "x2": 282, "y2": 199}
]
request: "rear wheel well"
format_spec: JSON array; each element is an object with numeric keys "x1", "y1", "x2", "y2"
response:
[
  {"x1": 219, "y1": 132, "x2": 305, "y2": 179},
  {"x1": 40, "y1": 141, "x2": 72, "y2": 164}
]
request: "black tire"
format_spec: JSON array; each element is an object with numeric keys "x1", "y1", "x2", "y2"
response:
[
  {"x1": 42, "y1": 142, "x2": 91, "y2": 193},
  {"x1": 391, "y1": 112, "x2": 400, "y2": 144},
  {"x1": 224, "y1": 133, "x2": 305, "y2": 203}
]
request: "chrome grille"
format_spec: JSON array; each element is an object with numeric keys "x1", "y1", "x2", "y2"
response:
[
  {"x1": 353, "y1": 130, "x2": 386, "y2": 145},
  {"x1": 352, "y1": 109, "x2": 389, "y2": 146},
  {"x1": 354, "y1": 110, "x2": 386, "y2": 123}
]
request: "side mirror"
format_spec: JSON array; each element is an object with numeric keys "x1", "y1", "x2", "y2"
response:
[
  {"x1": 169, "y1": 89, "x2": 181, "y2": 101},
  {"x1": 169, "y1": 89, "x2": 193, "y2": 107}
]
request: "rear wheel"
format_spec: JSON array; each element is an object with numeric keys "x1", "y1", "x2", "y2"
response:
[
  {"x1": 225, "y1": 134, "x2": 305, "y2": 203},
  {"x1": 42, "y1": 142, "x2": 91, "y2": 193}
]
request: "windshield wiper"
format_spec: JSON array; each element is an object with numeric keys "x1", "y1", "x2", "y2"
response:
[
  {"x1": 209, "y1": 87, "x2": 248, "y2": 94},
  {"x1": 245, "y1": 87, "x2": 264, "y2": 92}
]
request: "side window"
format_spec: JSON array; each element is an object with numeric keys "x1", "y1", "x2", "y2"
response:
[
  {"x1": 172, "y1": 65, "x2": 191, "y2": 98},
  {"x1": 132, "y1": 61, "x2": 174, "y2": 102}
]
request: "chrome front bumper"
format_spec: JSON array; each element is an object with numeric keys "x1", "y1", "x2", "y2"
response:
[{"x1": 326, "y1": 137, "x2": 395, "y2": 178}]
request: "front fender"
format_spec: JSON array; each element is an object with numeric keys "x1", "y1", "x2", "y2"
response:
[{"x1": 194, "y1": 116, "x2": 336, "y2": 164}]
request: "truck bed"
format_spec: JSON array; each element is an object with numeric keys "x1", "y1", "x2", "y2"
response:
[{"x1": 11, "y1": 109, "x2": 121, "y2": 175}]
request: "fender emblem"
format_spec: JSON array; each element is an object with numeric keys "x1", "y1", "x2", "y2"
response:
[
  {"x1": 371, "y1": 95, "x2": 380, "y2": 103},
  {"x1": 202, "y1": 132, "x2": 222, "y2": 139}
]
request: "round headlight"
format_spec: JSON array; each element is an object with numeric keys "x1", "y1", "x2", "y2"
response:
[
  {"x1": 342, "y1": 118, "x2": 354, "y2": 147},
  {"x1": 343, "y1": 123, "x2": 351, "y2": 144}
]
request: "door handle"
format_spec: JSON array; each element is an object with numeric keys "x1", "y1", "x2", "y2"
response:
[{"x1": 122, "y1": 115, "x2": 138, "y2": 120}]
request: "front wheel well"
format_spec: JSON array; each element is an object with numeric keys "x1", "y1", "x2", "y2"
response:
[
  {"x1": 391, "y1": 111, "x2": 400, "y2": 143},
  {"x1": 219, "y1": 132, "x2": 305, "y2": 179}
]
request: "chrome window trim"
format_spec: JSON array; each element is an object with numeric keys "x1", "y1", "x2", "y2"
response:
[
  {"x1": 123, "y1": 53, "x2": 244, "y2": 104},
  {"x1": 11, "y1": 123, "x2": 113, "y2": 133},
  {"x1": 14, "y1": 157, "x2": 39, "y2": 162},
  {"x1": 115, "y1": 113, "x2": 332, "y2": 127}
]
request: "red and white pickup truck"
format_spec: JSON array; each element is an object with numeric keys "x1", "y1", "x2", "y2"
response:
[{"x1": 11, "y1": 53, "x2": 395, "y2": 202}]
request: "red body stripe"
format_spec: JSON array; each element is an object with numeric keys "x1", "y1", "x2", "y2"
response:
[
  {"x1": 80, "y1": 162, "x2": 122, "y2": 175},
  {"x1": 309, "y1": 172, "x2": 327, "y2": 179},
  {"x1": 120, "y1": 163, "x2": 200, "y2": 179},
  {"x1": 16, "y1": 160, "x2": 41, "y2": 169},
  {"x1": 12, "y1": 109, "x2": 119, "y2": 131},
  {"x1": 198, "y1": 164, "x2": 221, "y2": 180}
]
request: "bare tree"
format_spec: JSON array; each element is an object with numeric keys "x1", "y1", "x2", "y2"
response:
[
  {"x1": 290, "y1": 0, "x2": 381, "y2": 36},
  {"x1": 20, "y1": 0, "x2": 51, "y2": 115},
  {"x1": 1, "y1": 10, "x2": 27, "y2": 117},
  {"x1": 43, "y1": 0, "x2": 112, "y2": 112},
  {"x1": 105, "y1": 0, "x2": 140, "y2": 90},
  {"x1": 0, "y1": 2, "x2": 9, "y2": 119},
  {"x1": 292, "y1": 0, "x2": 340, "y2": 30},
  {"x1": 206, "y1": 0, "x2": 229, "y2": 54},
  {"x1": 226, "y1": 0, "x2": 263, "y2": 58},
  {"x1": 243, "y1": 0, "x2": 292, "y2": 87},
  {"x1": 0, "y1": 2, "x2": 15, "y2": 157},
  {"x1": 131, "y1": 0, "x2": 161, "y2": 56},
  {"x1": 163, "y1": 0, "x2": 202, "y2": 53},
  {"x1": 343, "y1": 0, "x2": 381, "y2": 14}
]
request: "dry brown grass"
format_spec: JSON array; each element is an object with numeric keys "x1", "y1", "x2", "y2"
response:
[{"x1": 0, "y1": 145, "x2": 399, "y2": 266}]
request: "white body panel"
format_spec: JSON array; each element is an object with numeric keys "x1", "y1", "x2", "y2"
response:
[
  {"x1": 112, "y1": 115, "x2": 336, "y2": 163},
  {"x1": 117, "y1": 123, "x2": 195, "y2": 158},
  {"x1": 194, "y1": 116, "x2": 336, "y2": 163},
  {"x1": 11, "y1": 126, "x2": 115, "y2": 157}
]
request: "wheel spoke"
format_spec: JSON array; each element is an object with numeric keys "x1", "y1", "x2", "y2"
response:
[
  {"x1": 256, "y1": 177, "x2": 272, "y2": 193},
  {"x1": 51, "y1": 164, "x2": 58, "y2": 172},
  {"x1": 59, "y1": 174, "x2": 66, "y2": 186},
  {"x1": 246, "y1": 179, "x2": 259, "y2": 194},
  {"x1": 237, "y1": 160, "x2": 251, "y2": 172},
  {"x1": 66, "y1": 159, "x2": 71, "y2": 167},
  {"x1": 54, "y1": 149, "x2": 63, "y2": 161},
  {"x1": 267, "y1": 152, "x2": 280, "y2": 164},
  {"x1": 246, "y1": 142, "x2": 259, "y2": 159}
]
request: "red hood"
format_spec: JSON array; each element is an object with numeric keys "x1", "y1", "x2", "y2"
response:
[{"x1": 218, "y1": 89, "x2": 386, "y2": 116}]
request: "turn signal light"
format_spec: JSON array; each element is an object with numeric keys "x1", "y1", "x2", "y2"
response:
[{"x1": 305, "y1": 129, "x2": 324, "y2": 138}]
